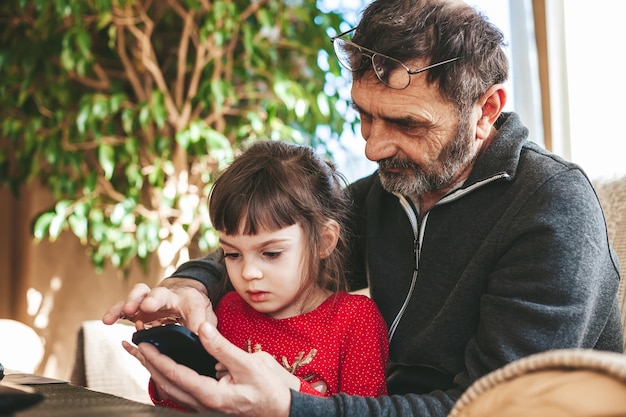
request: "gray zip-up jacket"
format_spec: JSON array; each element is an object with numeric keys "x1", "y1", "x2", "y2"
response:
[{"x1": 170, "y1": 112, "x2": 623, "y2": 417}]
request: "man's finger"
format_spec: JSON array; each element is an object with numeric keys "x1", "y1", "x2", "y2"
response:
[
  {"x1": 184, "y1": 300, "x2": 217, "y2": 333},
  {"x1": 139, "y1": 286, "x2": 178, "y2": 312},
  {"x1": 101, "y1": 301, "x2": 125, "y2": 324},
  {"x1": 121, "y1": 283, "x2": 151, "y2": 312},
  {"x1": 138, "y1": 343, "x2": 207, "y2": 411},
  {"x1": 198, "y1": 322, "x2": 249, "y2": 370}
]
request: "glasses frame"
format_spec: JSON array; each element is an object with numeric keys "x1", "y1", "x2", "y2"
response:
[{"x1": 330, "y1": 27, "x2": 459, "y2": 90}]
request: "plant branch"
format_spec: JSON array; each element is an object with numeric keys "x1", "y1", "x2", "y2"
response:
[
  {"x1": 123, "y1": 4, "x2": 181, "y2": 128},
  {"x1": 113, "y1": 17, "x2": 147, "y2": 101},
  {"x1": 67, "y1": 62, "x2": 111, "y2": 91},
  {"x1": 96, "y1": 176, "x2": 156, "y2": 219},
  {"x1": 166, "y1": 0, "x2": 195, "y2": 109}
]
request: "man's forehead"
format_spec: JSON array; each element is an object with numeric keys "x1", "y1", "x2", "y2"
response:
[{"x1": 351, "y1": 74, "x2": 447, "y2": 108}]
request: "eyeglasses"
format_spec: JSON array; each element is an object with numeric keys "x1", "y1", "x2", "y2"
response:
[{"x1": 330, "y1": 27, "x2": 459, "y2": 90}]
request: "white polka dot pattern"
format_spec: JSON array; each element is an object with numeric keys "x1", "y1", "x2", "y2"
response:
[{"x1": 216, "y1": 291, "x2": 389, "y2": 396}]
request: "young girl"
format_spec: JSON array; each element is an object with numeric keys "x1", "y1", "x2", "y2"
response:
[{"x1": 149, "y1": 140, "x2": 388, "y2": 407}]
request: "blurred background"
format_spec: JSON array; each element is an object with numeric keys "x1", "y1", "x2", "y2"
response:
[{"x1": 1, "y1": 0, "x2": 624, "y2": 388}]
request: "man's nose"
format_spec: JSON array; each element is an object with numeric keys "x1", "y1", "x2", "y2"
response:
[{"x1": 364, "y1": 122, "x2": 398, "y2": 162}]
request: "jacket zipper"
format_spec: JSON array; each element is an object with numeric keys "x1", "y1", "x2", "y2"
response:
[
  {"x1": 386, "y1": 173, "x2": 510, "y2": 343},
  {"x1": 387, "y1": 193, "x2": 423, "y2": 341}
]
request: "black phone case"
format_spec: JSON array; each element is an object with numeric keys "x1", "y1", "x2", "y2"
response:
[{"x1": 132, "y1": 324, "x2": 218, "y2": 378}]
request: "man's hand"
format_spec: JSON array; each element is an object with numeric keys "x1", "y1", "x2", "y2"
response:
[
  {"x1": 137, "y1": 322, "x2": 295, "y2": 417},
  {"x1": 102, "y1": 278, "x2": 216, "y2": 333}
]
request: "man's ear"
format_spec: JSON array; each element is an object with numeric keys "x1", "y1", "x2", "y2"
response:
[
  {"x1": 319, "y1": 220, "x2": 340, "y2": 259},
  {"x1": 476, "y1": 84, "x2": 506, "y2": 140}
]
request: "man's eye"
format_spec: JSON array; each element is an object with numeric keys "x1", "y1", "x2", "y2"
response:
[
  {"x1": 399, "y1": 123, "x2": 424, "y2": 134},
  {"x1": 358, "y1": 111, "x2": 371, "y2": 121},
  {"x1": 400, "y1": 123, "x2": 415, "y2": 130}
]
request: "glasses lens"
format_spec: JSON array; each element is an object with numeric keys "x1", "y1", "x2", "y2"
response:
[
  {"x1": 333, "y1": 38, "x2": 359, "y2": 71},
  {"x1": 371, "y1": 54, "x2": 410, "y2": 89}
]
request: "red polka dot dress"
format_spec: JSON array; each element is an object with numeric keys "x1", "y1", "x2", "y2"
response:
[{"x1": 216, "y1": 290, "x2": 389, "y2": 397}]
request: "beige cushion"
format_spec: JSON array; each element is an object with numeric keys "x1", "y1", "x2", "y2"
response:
[
  {"x1": 449, "y1": 349, "x2": 626, "y2": 417},
  {"x1": 70, "y1": 320, "x2": 151, "y2": 404},
  {"x1": 594, "y1": 176, "x2": 626, "y2": 350}
]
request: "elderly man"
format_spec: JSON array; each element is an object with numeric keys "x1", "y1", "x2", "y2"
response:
[{"x1": 104, "y1": 1, "x2": 623, "y2": 416}]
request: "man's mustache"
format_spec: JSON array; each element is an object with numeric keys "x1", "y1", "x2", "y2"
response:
[{"x1": 378, "y1": 157, "x2": 421, "y2": 172}]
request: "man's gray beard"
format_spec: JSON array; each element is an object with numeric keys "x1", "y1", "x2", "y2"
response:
[{"x1": 377, "y1": 117, "x2": 476, "y2": 197}]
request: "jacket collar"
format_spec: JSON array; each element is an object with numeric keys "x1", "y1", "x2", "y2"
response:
[{"x1": 464, "y1": 112, "x2": 528, "y2": 187}]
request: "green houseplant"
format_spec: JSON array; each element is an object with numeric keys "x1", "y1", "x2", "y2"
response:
[{"x1": 0, "y1": 0, "x2": 350, "y2": 273}]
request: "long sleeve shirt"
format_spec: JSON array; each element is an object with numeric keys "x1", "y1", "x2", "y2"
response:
[{"x1": 217, "y1": 291, "x2": 388, "y2": 397}]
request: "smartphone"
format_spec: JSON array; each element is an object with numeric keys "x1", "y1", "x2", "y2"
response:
[{"x1": 132, "y1": 324, "x2": 218, "y2": 378}]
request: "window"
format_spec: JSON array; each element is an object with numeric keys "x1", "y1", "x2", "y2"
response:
[{"x1": 554, "y1": 1, "x2": 626, "y2": 181}]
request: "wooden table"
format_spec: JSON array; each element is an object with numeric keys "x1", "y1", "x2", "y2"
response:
[{"x1": 3, "y1": 373, "x2": 227, "y2": 417}]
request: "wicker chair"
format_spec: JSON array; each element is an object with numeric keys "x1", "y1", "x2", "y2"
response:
[
  {"x1": 449, "y1": 349, "x2": 626, "y2": 417},
  {"x1": 594, "y1": 175, "x2": 626, "y2": 348}
]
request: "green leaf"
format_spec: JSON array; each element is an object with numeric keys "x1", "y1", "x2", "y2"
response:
[
  {"x1": 98, "y1": 144, "x2": 115, "y2": 180},
  {"x1": 60, "y1": 47, "x2": 74, "y2": 71},
  {"x1": 83, "y1": 172, "x2": 98, "y2": 195},
  {"x1": 110, "y1": 93, "x2": 125, "y2": 113},
  {"x1": 76, "y1": 106, "x2": 89, "y2": 134},
  {"x1": 125, "y1": 163, "x2": 143, "y2": 189},
  {"x1": 121, "y1": 108, "x2": 134, "y2": 133},
  {"x1": 49, "y1": 213, "x2": 66, "y2": 240},
  {"x1": 92, "y1": 95, "x2": 108, "y2": 119},
  {"x1": 176, "y1": 130, "x2": 191, "y2": 149},
  {"x1": 205, "y1": 128, "x2": 230, "y2": 150},
  {"x1": 68, "y1": 212, "x2": 88, "y2": 244},
  {"x1": 33, "y1": 212, "x2": 55, "y2": 240},
  {"x1": 55, "y1": 200, "x2": 71, "y2": 216},
  {"x1": 110, "y1": 198, "x2": 135, "y2": 226},
  {"x1": 0, "y1": 0, "x2": 351, "y2": 273},
  {"x1": 76, "y1": 30, "x2": 91, "y2": 58},
  {"x1": 151, "y1": 91, "x2": 166, "y2": 128},
  {"x1": 188, "y1": 120, "x2": 202, "y2": 144},
  {"x1": 139, "y1": 105, "x2": 150, "y2": 128},
  {"x1": 97, "y1": 11, "x2": 112, "y2": 30},
  {"x1": 210, "y1": 80, "x2": 225, "y2": 111}
]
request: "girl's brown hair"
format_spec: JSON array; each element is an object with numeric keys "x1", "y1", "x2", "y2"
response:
[{"x1": 209, "y1": 140, "x2": 350, "y2": 302}]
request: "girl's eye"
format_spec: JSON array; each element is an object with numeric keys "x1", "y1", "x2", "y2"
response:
[
  {"x1": 263, "y1": 251, "x2": 282, "y2": 260},
  {"x1": 224, "y1": 252, "x2": 240, "y2": 260}
]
